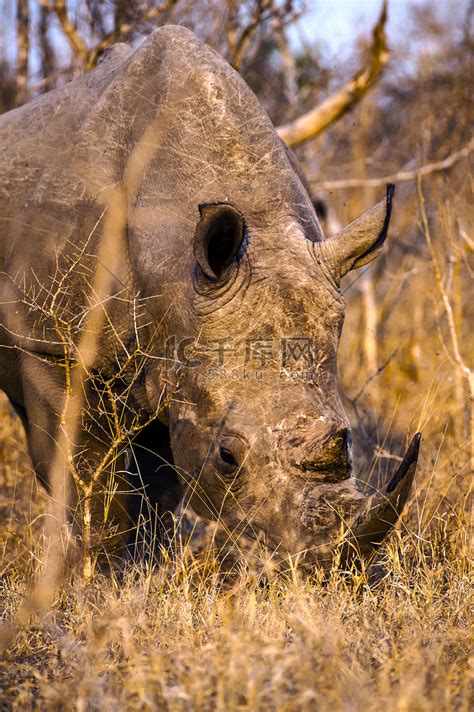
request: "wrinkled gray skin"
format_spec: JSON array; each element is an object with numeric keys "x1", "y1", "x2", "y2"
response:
[{"x1": 0, "y1": 26, "x2": 419, "y2": 568}]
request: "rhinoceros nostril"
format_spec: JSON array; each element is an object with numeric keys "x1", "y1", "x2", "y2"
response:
[
  {"x1": 299, "y1": 427, "x2": 352, "y2": 480},
  {"x1": 338, "y1": 428, "x2": 352, "y2": 462}
]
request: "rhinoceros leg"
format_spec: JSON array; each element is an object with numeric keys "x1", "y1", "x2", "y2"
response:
[{"x1": 17, "y1": 352, "x2": 137, "y2": 564}]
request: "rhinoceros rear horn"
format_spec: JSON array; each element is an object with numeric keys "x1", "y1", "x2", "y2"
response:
[
  {"x1": 193, "y1": 203, "x2": 246, "y2": 280},
  {"x1": 343, "y1": 432, "x2": 421, "y2": 562},
  {"x1": 318, "y1": 184, "x2": 395, "y2": 282}
]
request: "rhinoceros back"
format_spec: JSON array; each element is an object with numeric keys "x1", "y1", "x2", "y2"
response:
[{"x1": 0, "y1": 44, "x2": 134, "y2": 272}]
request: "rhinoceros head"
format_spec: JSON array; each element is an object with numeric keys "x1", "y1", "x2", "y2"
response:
[
  {"x1": 157, "y1": 187, "x2": 419, "y2": 568},
  {"x1": 122, "y1": 27, "x2": 420, "y2": 568}
]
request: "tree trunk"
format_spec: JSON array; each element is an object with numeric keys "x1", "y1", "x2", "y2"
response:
[{"x1": 15, "y1": 0, "x2": 29, "y2": 106}]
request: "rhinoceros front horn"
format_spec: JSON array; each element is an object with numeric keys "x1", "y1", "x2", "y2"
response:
[{"x1": 343, "y1": 432, "x2": 421, "y2": 562}]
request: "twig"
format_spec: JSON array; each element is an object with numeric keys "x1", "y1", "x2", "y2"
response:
[
  {"x1": 226, "y1": 0, "x2": 299, "y2": 72},
  {"x1": 351, "y1": 347, "x2": 399, "y2": 404},
  {"x1": 312, "y1": 139, "x2": 474, "y2": 191},
  {"x1": 227, "y1": 2, "x2": 263, "y2": 71}
]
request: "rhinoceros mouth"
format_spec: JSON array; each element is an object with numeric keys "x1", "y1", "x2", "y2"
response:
[
  {"x1": 165, "y1": 432, "x2": 420, "y2": 571},
  {"x1": 298, "y1": 463, "x2": 352, "y2": 483}
]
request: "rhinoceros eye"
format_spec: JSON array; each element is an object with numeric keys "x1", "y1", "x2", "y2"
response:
[
  {"x1": 193, "y1": 203, "x2": 246, "y2": 280},
  {"x1": 219, "y1": 446, "x2": 238, "y2": 468},
  {"x1": 213, "y1": 436, "x2": 246, "y2": 476}
]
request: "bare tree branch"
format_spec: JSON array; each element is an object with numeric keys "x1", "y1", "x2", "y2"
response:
[
  {"x1": 85, "y1": 0, "x2": 179, "y2": 70},
  {"x1": 275, "y1": 12, "x2": 299, "y2": 110},
  {"x1": 37, "y1": 0, "x2": 178, "y2": 71},
  {"x1": 226, "y1": 0, "x2": 264, "y2": 71},
  {"x1": 311, "y1": 139, "x2": 474, "y2": 190},
  {"x1": 38, "y1": 0, "x2": 89, "y2": 64},
  {"x1": 277, "y1": 0, "x2": 389, "y2": 147},
  {"x1": 226, "y1": 0, "x2": 300, "y2": 71}
]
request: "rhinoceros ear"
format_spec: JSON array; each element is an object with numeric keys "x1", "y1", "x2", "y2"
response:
[
  {"x1": 193, "y1": 204, "x2": 246, "y2": 280},
  {"x1": 318, "y1": 185, "x2": 394, "y2": 282}
]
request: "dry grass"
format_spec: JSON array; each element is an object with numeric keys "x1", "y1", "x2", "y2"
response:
[
  {"x1": 0, "y1": 424, "x2": 471, "y2": 711},
  {"x1": 0, "y1": 441, "x2": 471, "y2": 710}
]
